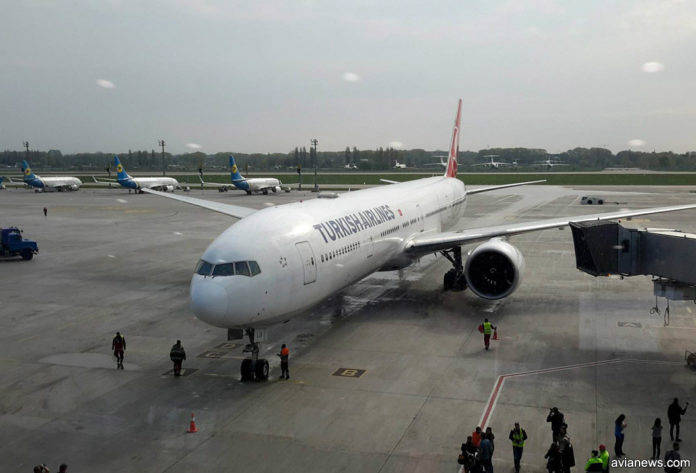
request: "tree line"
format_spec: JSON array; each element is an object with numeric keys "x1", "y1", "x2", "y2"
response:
[{"x1": 1, "y1": 146, "x2": 695, "y2": 172}]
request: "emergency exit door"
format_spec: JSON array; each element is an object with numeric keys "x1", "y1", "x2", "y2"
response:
[{"x1": 295, "y1": 241, "x2": 317, "y2": 284}]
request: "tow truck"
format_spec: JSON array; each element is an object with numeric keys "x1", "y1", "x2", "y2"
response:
[{"x1": 0, "y1": 227, "x2": 39, "y2": 260}]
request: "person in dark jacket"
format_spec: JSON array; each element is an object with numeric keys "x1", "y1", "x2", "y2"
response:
[
  {"x1": 112, "y1": 331, "x2": 126, "y2": 369},
  {"x1": 545, "y1": 442, "x2": 562, "y2": 473},
  {"x1": 277, "y1": 344, "x2": 290, "y2": 380},
  {"x1": 614, "y1": 414, "x2": 626, "y2": 457},
  {"x1": 480, "y1": 434, "x2": 494, "y2": 473},
  {"x1": 547, "y1": 408, "x2": 565, "y2": 442},
  {"x1": 653, "y1": 418, "x2": 663, "y2": 460},
  {"x1": 667, "y1": 398, "x2": 688, "y2": 442},
  {"x1": 485, "y1": 427, "x2": 495, "y2": 453},
  {"x1": 664, "y1": 442, "x2": 682, "y2": 473},
  {"x1": 170, "y1": 340, "x2": 186, "y2": 376},
  {"x1": 559, "y1": 436, "x2": 576, "y2": 473}
]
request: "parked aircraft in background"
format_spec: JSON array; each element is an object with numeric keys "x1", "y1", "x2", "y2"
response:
[
  {"x1": 393, "y1": 161, "x2": 407, "y2": 169},
  {"x1": 473, "y1": 155, "x2": 513, "y2": 168},
  {"x1": 137, "y1": 99, "x2": 696, "y2": 381},
  {"x1": 534, "y1": 158, "x2": 568, "y2": 168},
  {"x1": 20, "y1": 161, "x2": 82, "y2": 191},
  {"x1": 98, "y1": 156, "x2": 182, "y2": 193},
  {"x1": 200, "y1": 156, "x2": 284, "y2": 195}
]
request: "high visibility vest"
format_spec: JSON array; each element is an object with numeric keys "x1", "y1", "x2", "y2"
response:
[
  {"x1": 511, "y1": 430, "x2": 525, "y2": 447},
  {"x1": 483, "y1": 322, "x2": 492, "y2": 335},
  {"x1": 585, "y1": 457, "x2": 603, "y2": 471},
  {"x1": 599, "y1": 451, "x2": 609, "y2": 469}
]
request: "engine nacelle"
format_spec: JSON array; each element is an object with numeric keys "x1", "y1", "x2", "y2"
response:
[
  {"x1": 464, "y1": 238, "x2": 525, "y2": 300},
  {"x1": 164, "y1": 185, "x2": 174, "y2": 192}
]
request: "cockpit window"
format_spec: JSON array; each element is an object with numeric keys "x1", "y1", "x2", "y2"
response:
[
  {"x1": 195, "y1": 260, "x2": 213, "y2": 276},
  {"x1": 249, "y1": 260, "x2": 261, "y2": 276},
  {"x1": 212, "y1": 263, "x2": 235, "y2": 277},
  {"x1": 235, "y1": 261, "x2": 251, "y2": 276}
]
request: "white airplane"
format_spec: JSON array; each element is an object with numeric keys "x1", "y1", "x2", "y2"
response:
[
  {"x1": 534, "y1": 158, "x2": 568, "y2": 168},
  {"x1": 98, "y1": 156, "x2": 182, "y2": 193},
  {"x1": 473, "y1": 155, "x2": 511, "y2": 168},
  {"x1": 20, "y1": 161, "x2": 82, "y2": 191},
  {"x1": 344, "y1": 163, "x2": 358, "y2": 170},
  {"x1": 139, "y1": 99, "x2": 696, "y2": 380},
  {"x1": 393, "y1": 161, "x2": 407, "y2": 169},
  {"x1": 200, "y1": 156, "x2": 284, "y2": 195}
]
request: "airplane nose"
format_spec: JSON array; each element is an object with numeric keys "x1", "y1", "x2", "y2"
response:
[{"x1": 190, "y1": 277, "x2": 230, "y2": 327}]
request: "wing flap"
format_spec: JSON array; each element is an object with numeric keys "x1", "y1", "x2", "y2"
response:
[
  {"x1": 407, "y1": 203, "x2": 696, "y2": 253},
  {"x1": 140, "y1": 188, "x2": 256, "y2": 219}
]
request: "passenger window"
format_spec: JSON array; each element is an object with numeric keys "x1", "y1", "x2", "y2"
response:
[
  {"x1": 235, "y1": 261, "x2": 251, "y2": 276},
  {"x1": 195, "y1": 260, "x2": 213, "y2": 276},
  {"x1": 249, "y1": 260, "x2": 261, "y2": 276},
  {"x1": 213, "y1": 263, "x2": 235, "y2": 277}
]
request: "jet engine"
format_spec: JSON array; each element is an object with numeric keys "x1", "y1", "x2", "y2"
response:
[
  {"x1": 274, "y1": 186, "x2": 281, "y2": 193},
  {"x1": 164, "y1": 185, "x2": 174, "y2": 192},
  {"x1": 464, "y1": 238, "x2": 525, "y2": 299}
]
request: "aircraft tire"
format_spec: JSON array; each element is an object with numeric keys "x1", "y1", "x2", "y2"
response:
[
  {"x1": 262, "y1": 189, "x2": 268, "y2": 195},
  {"x1": 254, "y1": 358, "x2": 269, "y2": 381},
  {"x1": 240, "y1": 358, "x2": 254, "y2": 382},
  {"x1": 246, "y1": 190, "x2": 252, "y2": 195},
  {"x1": 443, "y1": 269, "x2": 456, "y2": 291}
]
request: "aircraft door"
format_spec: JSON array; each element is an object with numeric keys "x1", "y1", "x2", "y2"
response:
[{"x1": 295, "y1": 241, "x2": 317, "y2": 284}]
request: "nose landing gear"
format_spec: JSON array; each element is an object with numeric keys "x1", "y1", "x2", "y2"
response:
[
  {"x1": 240, "y1": 328, "x2": 269, "y2": 382},
  {"x1": 442, "y1": 246, "x2": 467, "y2": 291}
]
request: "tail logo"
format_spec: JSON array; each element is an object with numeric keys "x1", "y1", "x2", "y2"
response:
[
  {"x1": 231, "y1": 164, "x2": 238, "y2": 174},
  {"x1": 24, "y1": 168, "x2": 31, "y2": 175},
  {"x1": 116, "y1": 164, "x2": 123, "y2": 173}
]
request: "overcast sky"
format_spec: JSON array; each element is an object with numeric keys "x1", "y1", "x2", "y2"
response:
[{"x1": 2, "y1": 0, "x2": 696, "y2": 154}]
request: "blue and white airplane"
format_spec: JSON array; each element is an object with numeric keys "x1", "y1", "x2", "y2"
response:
[
  {"x1": 20, "y1": 161, "x2": 82, "y2": 191},
  {"x1": 100, "y1": 156, "x2": 181, "y2": 193},
  {"x1": 200, "y1": 156, "x2": 283, "y2": 195}
]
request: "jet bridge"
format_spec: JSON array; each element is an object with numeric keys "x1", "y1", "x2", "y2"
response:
[{"x1": 570, "y1": 221, "x2": 696, "y2": 324}]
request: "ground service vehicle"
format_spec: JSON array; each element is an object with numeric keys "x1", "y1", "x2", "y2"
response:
[{"x1": 1, "y1": 227, "x2": 39, "y2": 260}]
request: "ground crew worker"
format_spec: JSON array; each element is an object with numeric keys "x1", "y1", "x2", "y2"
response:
[
  {"x1": 585, "y1": 450, "x2": 603, "y2": 472},
  {"x1": 509, "y1": 422, "x2": 528, "y2": 473},
  {"x1": 481, "y1": 318, "x2": 496, "y2": 350},
  {"x1": 277, "y1": 344, "x2": 290, "y2": 379},
  {"x1": 112, "y1": 331, "x2": 125, "y2": 369},
  {"x1": 170, "y1": 340, "x2": 186, "y2": 376},
  {"x1": 598, "y1": 444, "x2": 609, "y2": 472},
  {"x1": 43, "y1": 207, "x2": 47, "y2": 217}
]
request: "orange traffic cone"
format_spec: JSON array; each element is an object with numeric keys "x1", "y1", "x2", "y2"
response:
[
  {"x1": 187, "y1": 412, "x2": 198, "y2": 433},
  {"x1": 492, "y1": 328, "x2": 499, "y2": 341}
]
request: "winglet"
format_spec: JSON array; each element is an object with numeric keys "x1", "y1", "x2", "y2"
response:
[{"x1": 445, "y1": 99, "x2": 462, "y2": 178}]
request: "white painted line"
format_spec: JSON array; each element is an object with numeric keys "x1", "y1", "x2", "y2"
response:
[
  {"x1": 478, "y1": 358, "x2": 680, "y2": 428},
  {"x1": 117, "y1": 198, "x2": 128, "y2": 203},
  {"x1": 107, "y1": 254, "x2": 116, "y2": 258},
  {"x1": 173, "y1": 231, "x2": 183, "y2": 235}
]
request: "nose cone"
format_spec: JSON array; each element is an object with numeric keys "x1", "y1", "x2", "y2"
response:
[{"x1": 190, "y1": 276, "x2": 230, "y2": 327}]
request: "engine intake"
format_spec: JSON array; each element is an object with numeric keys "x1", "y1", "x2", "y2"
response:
[{"x1": 464, "y1": 238, "x2": 525, "y2": 299}]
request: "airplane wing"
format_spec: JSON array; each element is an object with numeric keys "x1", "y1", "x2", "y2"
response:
[
  {"x1": 199, "y1": 176, "x2": 231, "y2": 188},
  {"x1": 93, "y1": 176, "x2": 117, "y2": 183},
  {"x1": 466, "y1": 179, "x2": 546, "y2": 195},
  {"x1": 140, "y1": 188, "x2": 256, "y2": 219},
  {"x1": 406, "y1": 203, "x2": 696, "y2": 254},
  {"x1": 380, "y1": 179, "x2": 400, "y2": 184}
]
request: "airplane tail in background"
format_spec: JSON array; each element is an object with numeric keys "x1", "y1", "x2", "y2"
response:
[
  {"x1": 445, "y1": 99, "x2": 462, "y2": 178},
  {"x1": 114, "y1": 156, "x2": 129, "y2": 180},
  {"x1": 21, "y1": 160, "x2": 36, "y2": 181},
  {"x1": 229, "y1": 156, "x2": 245, "y2": 182}
]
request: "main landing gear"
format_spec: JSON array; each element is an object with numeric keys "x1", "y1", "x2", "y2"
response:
[
  {"x1": 240, "y1": 328, "x2": 269, "y2": 382},
  {"x1": 442, "y1": 246, "x2": 467, "y2": 292}
]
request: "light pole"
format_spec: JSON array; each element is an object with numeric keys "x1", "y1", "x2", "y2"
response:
[
  {"x1": 158, "y1": 139, "x2": 166, "y2": 176},
  {"x1": 311, "y1": 138, "x2": 318, "y2": 192},
  {"x1": 23, "y1": 141, "x2": 30, "y2": 160}
]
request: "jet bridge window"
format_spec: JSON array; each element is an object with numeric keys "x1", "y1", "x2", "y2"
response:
[{"x1": 195, "y1": 260, "x2": 214, "y2": 276}]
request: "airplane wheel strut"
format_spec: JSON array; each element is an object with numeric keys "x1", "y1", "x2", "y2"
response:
[{"x1": 441, "y1": 247, "x2": 467, "y2": 292}]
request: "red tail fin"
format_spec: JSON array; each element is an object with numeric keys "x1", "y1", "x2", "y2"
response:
[{"x1": 445, "y1": 99, "x2": 462, "y2": 178}]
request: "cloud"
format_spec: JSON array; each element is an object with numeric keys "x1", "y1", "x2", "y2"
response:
[
  {"x1": 389, "y1": 141, "x2": 403, "y2": 149},
  {"x1": 628, "y1": 139, "x2": 646, "y2": 147},
  {"x1": 342, "y1": 72, "x2": 361, "y2": 82},
  {"x1": 96, "y1": 79, "x2": 115, "y2": 89},
  {"x1": 186, "y1": 143, "x2": 202, "y2": 150},
  {"x1": 641, "y1": 62, "x2": 665, "y2": 73}
]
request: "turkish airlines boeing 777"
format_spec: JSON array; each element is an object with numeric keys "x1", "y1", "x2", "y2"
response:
[{"x1": 141, "y1": 100, "x2": 696, "y2": 380}]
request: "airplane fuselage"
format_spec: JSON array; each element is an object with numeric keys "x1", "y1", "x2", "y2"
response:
[
  {"x1": 234, "y1": 177, "x2": 281, "y2": 193},
  {"x1": 24, "y1": 175, "x2": 82, "y2": 191},
  {"x1": 191, "y1": 176, "x2": 466, "y2": 328},
  {"x1": 118, "y1": 176, "x2": 179, "y2": 191}
]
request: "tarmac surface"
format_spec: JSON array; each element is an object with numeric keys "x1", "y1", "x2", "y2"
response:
[{"x1": 1, "y1": 185, "x2": 696, "y2": 472}]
